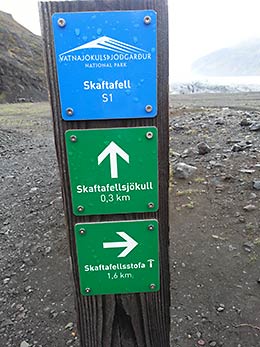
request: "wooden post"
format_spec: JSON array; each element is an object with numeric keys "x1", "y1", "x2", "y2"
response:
[{"x1": 39, "y1": 1, "x2": 169, "y2": 346}]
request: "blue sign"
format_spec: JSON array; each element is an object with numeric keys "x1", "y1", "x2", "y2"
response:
[{"x1": 52, "y1": 10, "x2": 157, "y2": 121}]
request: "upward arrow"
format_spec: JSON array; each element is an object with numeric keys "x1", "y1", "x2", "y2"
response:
[{"x1": 97, "y1": 141, "x2": 129, "y2": 179}]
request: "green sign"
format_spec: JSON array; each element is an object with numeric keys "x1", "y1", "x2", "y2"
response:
[
  {"x1": 74, "y1": 220, "x2": 160, "y2": 296},
  {"x1": 65, "y1": 127, "x2": 158, "y2": 216}
]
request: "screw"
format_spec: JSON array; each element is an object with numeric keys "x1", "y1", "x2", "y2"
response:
[
  {"x1": 145, "y1": 105, "x2": 153, "y2": 113},
  {"x1": 79, "y1": 228, "x2": 85, "y2": 235},
  {"x1": 144, "y1": 16, "x2": 152, "y2": 25},
  {"x1": 85, "y1": 288, "x2": 91, "y2": 293},
  {"x1": 70, "y1": 135, "x2": 77, "y2": 142},
  {"x1": 148, "y1": 224, "x2": 154, "y2": 231},
  {"x1": 77, "y1": 206, "x2": 84, "y2": 213},
  {"x1": 148, "y1": 202, "x2": 155, "y2": 209},
  {"x1": 146, "y1": 131, "x2": 153, "y2": 139},
  {"x1": 150, "y1": 283, "x2": 156, "y2": 290},
  {"x1": 66, "y1": 107, "x2": 74, "y2": 116},
  {"x1": 57, "y1": 18, "x2": 66, "y2": 28}
]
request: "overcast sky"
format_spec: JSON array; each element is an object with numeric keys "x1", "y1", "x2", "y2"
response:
[{"x1": 1, "y1": 0, "x2": 260, "y2": 80}]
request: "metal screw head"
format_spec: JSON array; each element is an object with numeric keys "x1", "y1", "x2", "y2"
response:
[
  {"x1": 66, "y1": 107, "x2": 74, "y2": 116},
  {"x1": 144, "y1": 16, "x2": 152, "y2": 25},
  {"x1": 57, "y1": 18, "x2": 66, "y2": 28},
  {"x1": 77, "y1": 206, "x2": 84, "y2": 213},
  {"x1": 145, "y1": 105, "x2": 153, "y2": 113},
  {"x1": 148, "y1": 202, "x2": 155, "y2": 209},
  {"x1": 146, "y1": 131, "x2": 153, "y2": 139},
  {"x1": 148, "y1": 224, "x2": 154, "y2": 231},
  {"x1": 149, "y1": 283, "x2": 156, "y2": 290},
  {"x1": 85, "y1": 288, "x2": 91, "y2": 293},
  {"x1": 70, "y1": 135, "x2": 77, "y2": 143},
  {"x1": 79, "y1": 228, "x2": 85, "y2": 235}
]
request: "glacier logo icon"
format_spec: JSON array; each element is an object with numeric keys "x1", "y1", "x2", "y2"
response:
[{"x1": 59, "y1": 36, "x2": 148, "y2": 57}]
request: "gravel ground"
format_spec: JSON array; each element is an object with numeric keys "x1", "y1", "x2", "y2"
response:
[
  {"x1": 170, "y1": 93, "x2": 260, "y2": 347},
  {"x1": 0, "y1": 94, "x2": 260, "y2": 347}
]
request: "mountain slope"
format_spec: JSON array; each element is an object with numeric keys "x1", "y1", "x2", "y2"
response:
[
  {"x1": 192, "y1": 38, "x2": 260, "y2": 76},
  {"x1": 0, "y1": 11, "x2": 48, "y2": 103}
]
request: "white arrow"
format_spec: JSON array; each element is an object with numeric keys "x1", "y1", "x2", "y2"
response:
[
  {"x1": 103, "y1": 232, "x2": 138, "y2": 258},
  {"x1": 97, "y1": 141, "x2": 129, "y2": 179}
]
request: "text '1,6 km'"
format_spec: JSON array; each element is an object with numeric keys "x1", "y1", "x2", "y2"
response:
[
  {"x1": 65, "y1": 127, "x2": 158, "y2": 216},
  {"x1": 75, "y1": 219, "x2": 160, "y2": 296},
  {"x1": 39, "y1": 0, "x2": 170, "y2": 344}
]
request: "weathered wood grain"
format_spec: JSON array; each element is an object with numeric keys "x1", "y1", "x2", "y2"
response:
[{"x1": 39, "y1": 1, "x2": 169, "y2": 346}]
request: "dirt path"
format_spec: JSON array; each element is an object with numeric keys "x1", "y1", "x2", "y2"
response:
[
  {"x1": 0, "y1": 103, "x2": 78, "y2": 347},
  {"x1": 0, "y1": 95, "x2": 260, "y2": 347}
]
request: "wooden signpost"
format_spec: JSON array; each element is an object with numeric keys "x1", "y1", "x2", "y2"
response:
[{"x1": 39, "y1": 1, "x2": 169, "y2": 346}]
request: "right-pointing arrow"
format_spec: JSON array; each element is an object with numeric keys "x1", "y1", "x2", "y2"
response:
[{"x1": 103, "y1": 232, "x2": 138, "y2": 257}]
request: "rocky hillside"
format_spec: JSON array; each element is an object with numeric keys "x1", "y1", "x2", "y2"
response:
[
  {"x1": 0, "y1": 11, "x2": 48, "y2": 103},
  {"x1": 192, "y1": 38, "x2": 260, "y2": 76}
]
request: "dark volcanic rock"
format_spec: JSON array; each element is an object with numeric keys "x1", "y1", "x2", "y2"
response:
[
  {"x1": 240, "y1": 118, "x2": 252, "y2": 126},
  {"x1": 198, "y1": 142, "x2": 211, "y2": 155}
]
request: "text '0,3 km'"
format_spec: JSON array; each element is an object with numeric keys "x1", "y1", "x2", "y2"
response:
[{"x1": 65, "y1": 127, "x2": 159, "y2": 216}]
